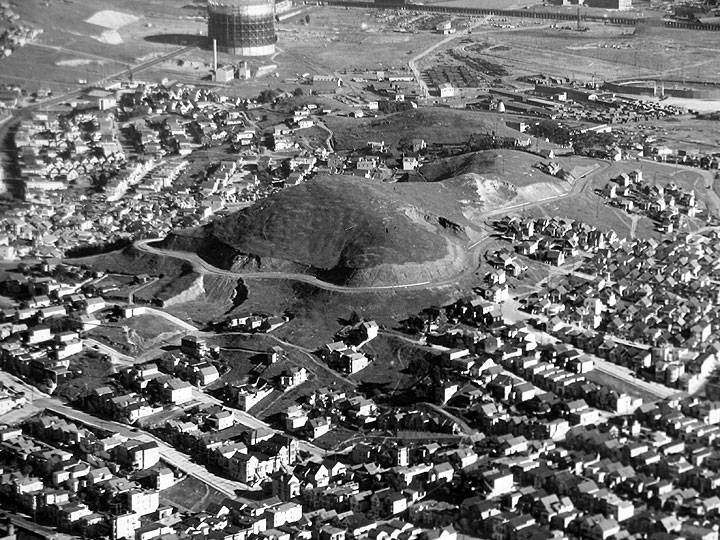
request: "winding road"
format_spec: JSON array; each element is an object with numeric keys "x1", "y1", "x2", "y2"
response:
[{"x1": 135, "y1": 238, "x2": 462, "y2": 293}]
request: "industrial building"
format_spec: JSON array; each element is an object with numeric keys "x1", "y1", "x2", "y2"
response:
[
  {"x1": 549, "y1": 0, "x2": 632, "y2": 9},
  {"x1": 215, "y1": 65, "x2": 236, "y2": 82},
  {"x1": 207, "y1": 0, "x2": 277, "y2": 57}
]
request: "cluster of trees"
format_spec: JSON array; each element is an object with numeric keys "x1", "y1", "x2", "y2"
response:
[
  {"x1": 573, "y1": 131, "x2": 617, "y2": 156},
  {"x1": 528, "y1": 119, "x2": 572, "y2": 146}
]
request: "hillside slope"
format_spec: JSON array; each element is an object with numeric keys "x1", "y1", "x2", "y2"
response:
[{"x1": 165, "y1": 175, "x2": 476, "y2": 287}]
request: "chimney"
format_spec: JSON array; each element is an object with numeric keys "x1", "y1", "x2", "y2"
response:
[{"x1": 213, "y1": 39, "x2": 218, "y2": 72}]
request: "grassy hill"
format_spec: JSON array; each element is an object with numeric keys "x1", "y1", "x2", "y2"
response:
[{"x1": 166, "y1": 175, "x2": 477, "y2": 287}]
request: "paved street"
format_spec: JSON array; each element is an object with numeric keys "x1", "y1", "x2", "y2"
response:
[
  {"x1": 500, "y1": 298, "x2": 677, "y2": 400},
  {"x1": 36, "y1": 399, "x2": 256, "y2": 499},
  {"x1": 0, "y1": 365, "x2": 261, "y2": 499}
]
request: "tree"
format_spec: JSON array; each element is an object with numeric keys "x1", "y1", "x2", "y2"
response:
[
  {"x1": 305, "y1": 14, "x2": 311, "y2": 24},
  {"x1": 257, "y1": 89, "x2": 278, "y2": 103},
  {"x1": 293, "y1": 87, "x2": 304, "y2": 97}
]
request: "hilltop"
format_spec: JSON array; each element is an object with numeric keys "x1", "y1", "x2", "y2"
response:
[{"x1": 164, "y1": 175, "x2": 481, "y2": 287}]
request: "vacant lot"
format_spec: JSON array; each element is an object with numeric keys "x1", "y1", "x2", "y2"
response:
[
  {"x1": 160, "y1": 476, "x2": 227, "y2": 513},
  {"x1": 358, "y1": 334, "x2": 442, "y2": 405},
  {"x1": 88, "y1": 315, "x2": 182, "y2": 355},
  {"x1": 312, "y1": 426, "x2": 359, "y2": 451},
  {"x1": 133, "y1": 272, "x2": 202, "y2": 305}
]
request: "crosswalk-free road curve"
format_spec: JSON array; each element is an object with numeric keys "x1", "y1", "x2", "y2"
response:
[{"x1": 133, "y1": 238, "x2": 459, "y2": 293}]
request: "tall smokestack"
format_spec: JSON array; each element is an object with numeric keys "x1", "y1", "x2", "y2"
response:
[{"x1": 213, "y1": 39, "x2": 218, "y2": 72}]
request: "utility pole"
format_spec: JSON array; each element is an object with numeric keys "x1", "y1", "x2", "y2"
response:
[{"x1": 576, "y1": 6, "x2": 583, "y2": 31}]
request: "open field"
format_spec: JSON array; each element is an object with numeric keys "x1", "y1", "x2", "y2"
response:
[
  {"x1": 630, "y1": 117, "x2": 720, "y2": 153},
  {"x1": 278, "y1": 7, "x2": 444, "y2": 73},
  {"x1": 0, "y1": 46, "x2": 129, "y2": 93},
  {"x1": 167, "y1": 276, "x2": 293, "y2": 328},
  {"x1": 420, "y1": 22, "x2": 720, "y2": 84},
  {"x1": 81, "y1": 247, "x2": 212, "y2": 306},
  {"x1": 1, "y1": 0, "x2": 207, "y2": 94}
]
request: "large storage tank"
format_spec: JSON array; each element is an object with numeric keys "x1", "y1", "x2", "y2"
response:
[{"x1": 208, "y1": 0, "x2": 276, "y2": 57}]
